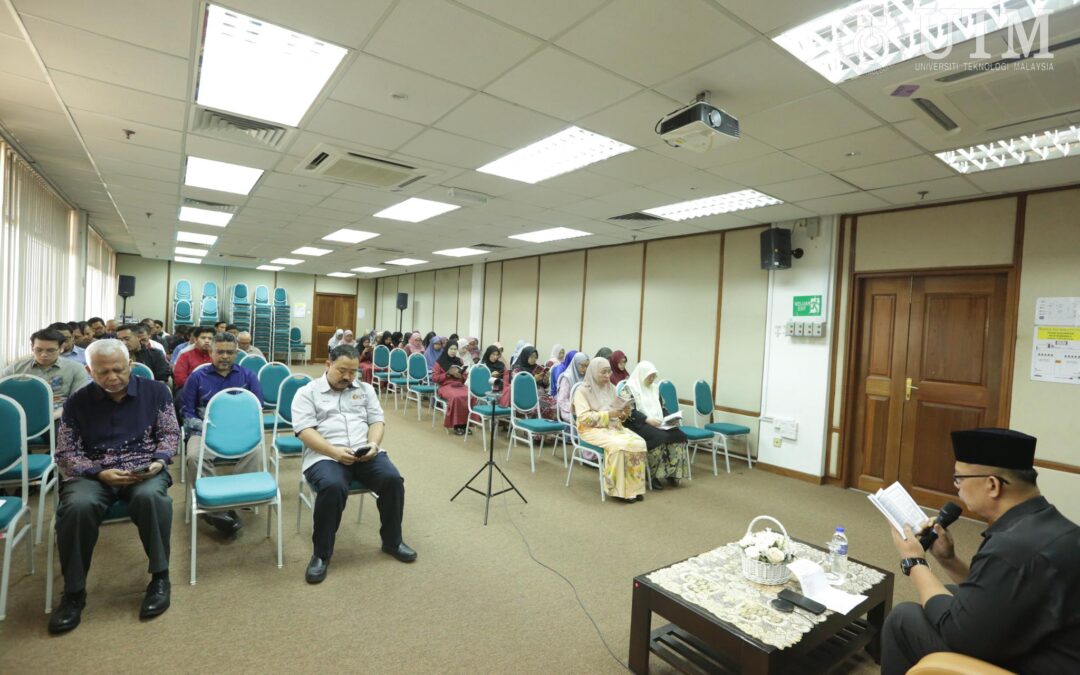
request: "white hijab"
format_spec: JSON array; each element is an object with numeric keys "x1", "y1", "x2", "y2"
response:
[{"x1": 626, "y1": 361, "x2": 663, "y2": 420}]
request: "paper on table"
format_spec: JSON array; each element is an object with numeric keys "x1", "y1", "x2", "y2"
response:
[{"x1": 787, "y1": 559, "x2": 867, "y2": 614}]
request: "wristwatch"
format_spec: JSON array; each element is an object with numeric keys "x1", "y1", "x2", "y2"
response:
[{"x1": 901, "y1": 557, "x2": 929, "y2": 576}]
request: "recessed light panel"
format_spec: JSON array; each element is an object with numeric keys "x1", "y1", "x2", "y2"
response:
[
  {"x1": 935, "y1": 125, "x2": 1080, "y2": 173},
  {"x1": 179, "y1": 206, "x2": 232, "y2": 227},
  {"x1": 175, "y1": 256, "x2": 203, "y2": 264},
  {"x1": 384, "y1": 258, "x2": 427, "y2": 266},
  {"x1": 271, "y1": 258, "x2": 303, "y2": 265},
  {"x1": 433, "y1": 247, "x2": 486, "y2": 257},
  {"x1": 642, "y1": 190, "x2": 782, "y2": 221},
  {"x1": 327, "y1": 272, "x2": 355, "y2": 278},
  {"x1": 177, "y1": 231, "x2": 218, "y2": 245},
  {"x1": 175, "y1": 246, "x2": 209, "y2": 257},
  {"x1": 478, "y1": 126, "x2": 634, "y2": 184},
  {"x1": 351, "y1": 266, "x2": 386, "y2": 273},
  {"x1": 257, "y1": 265, "x2": 284, "y2": 271},
  {"x1": 292, "y1": 246, "x2": 333, "y2": 256},
  {"x1": 374, "y1": 198, "x2": 460, "y2": 223},
  {"x1": 322, "y1": 228, "x2": 379, "y2": 244},
  {"x1": 184, "y1": 156, "x2": 263, "y2": 195},
  {"x1": 508, "y1": 227, "x2": 591, "y2": 243}
]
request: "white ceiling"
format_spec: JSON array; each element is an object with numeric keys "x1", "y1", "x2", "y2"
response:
[{"x1": 1, "y1": 0, "x2": 1079, "y2": 279}]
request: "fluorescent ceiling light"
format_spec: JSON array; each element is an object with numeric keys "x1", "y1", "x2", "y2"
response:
[
  {"x1": 936, "y1": 125, "x2": 1080, "y2": 173},
  {"x1": 184, "y1": 156, "x2": 264, "y2": 195},
  {"x1": 322, "y1": 228, "x2": 379, "y2": 244},
  {"x1": 179, "y1": 206, "x2": 232, "y2": 227},
  {"x1": 175, "y1": 246, "x2": 209, "y2": 257},
  {"x1": 271, "y1": 257, "x2": 303, "y2": 265},
  {"x1": 351, "y1": 266, "x2": 385, "y2": 273},
  {"x1": 508, "y1": 227, "x2": 591, "y2": 243},
  {"x1": 197, "y1": 4, "x2": 348, "y2": 126},
  {"x1": 643, "y1": 190, "x2": 782, "y2": 221},
  {"x1": 774, "y1": 0, "x2": 1079, "y2": 84},
  {"x1": 177, "y1": 231, "x2": 218, "y2": 245},
  {"x1": 433, "y1": 247, "x2": 486, "y2": 257},
  {"x1": 256, "y1": 265, "x2": 284, "y2": 271},
  {"x1": 175, "y1": 256, "x2": 203, "y2": 264},
  {"x1": 374, "y1": 198, "x2": 460, "y2": 223},
  {"x1": 327, "y1": 272, "x2": 355, "y2": 278},
  {"x1": 384, "y1": 258, "x2": 427, "y2": 266},
  {"x1": 292, "y1": 246, "x2": 333, "y2": 256},
  {"x1": 478, "y1": 126, "x2": 634, "y2": 184}
]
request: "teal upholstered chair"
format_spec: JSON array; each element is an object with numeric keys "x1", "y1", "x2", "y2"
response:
[
  {"x1": 507, "y1": 371, "x2": 566, "y2": 472},
  {"x1": 130, "y1": 362, "x2": 154, "y2": 380},
  {"x1": 173, "y1": 299, "x2": 194, "y2": 328},
  {"x1": 0, "y1": 394, "x2": 33, "y2": 621},
  {"x1": 174, "y1": 278, "x2": 192, "y2": 302},
  {"x1": 657, "y1": 380, "x2": 699, "y2": 480},
  {"x1": 463, "y1": 364, "x2": 510, "y2": 452},
  {"x1": 240, "y1": 353, "x2": 267, "y2": 376},
  {"x1": 403, "y1": 353, "x2": 436, "y2": 420},
  {"x1": 693, "y1": 380, "x2": 753, "y2": 475},
  {"x1": 371, "y1": 344, "x2": 391, "y2": 394},
  {"x1": 257, "y1": 362, "x2": 291, "y2": 429},
  {"x1": 270, "y1": 374, "x2": 311, "y2": 484},
  {"x1": 564, "y1": 382, "x2": 607, "y2": 501},
  {"x1": 385, "y1": 348, "x2": 410, "y2": 410},
  {"x1": 0, "y1": 374, "x2": 57, "y2": 544}
]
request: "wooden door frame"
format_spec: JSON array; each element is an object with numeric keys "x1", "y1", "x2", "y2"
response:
[
  {"x1": 312, "y1": 292, "x2": 357, "y2": 364},
  {"x1": 838, "y1": 264, "x2": 1019, "y2": 489}
]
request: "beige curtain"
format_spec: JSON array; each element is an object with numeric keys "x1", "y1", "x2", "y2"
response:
[{"x1": 84, "y1": 225, "x2": 116, "y2": 321}]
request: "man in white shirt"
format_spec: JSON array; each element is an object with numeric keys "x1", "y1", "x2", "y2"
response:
[
  {"x1": 236, "y1": 331, "x2": 264, "y2": 358},
  {"x1": 291, "y1": 344, "x2": 415, "y2": 584}
]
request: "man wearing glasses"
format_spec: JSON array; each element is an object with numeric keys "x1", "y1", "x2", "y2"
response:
[
  {"x1": 882, "y1": 428, "x2": 1080, "y2": 674},
  {"x1": 1, "y1": 327, "x2": 90, "y2": 417}
]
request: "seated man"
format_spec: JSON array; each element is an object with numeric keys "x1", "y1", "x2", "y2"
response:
[
  {"x1": 116, "y1": 324, "x2": 171, "y2": 383},
  {"x1": 1, "y1": 327, "x2": 90, "y2": 417},
  {"x1": 883, "y1": 428, "x2": 1080, "y2": 674},
  {"x1": 49, "y1": 339, "x2": 178, "y2": 633},
  {"x1": 49, "y1": 321, "x2": 86, "y2": 365},
  {"x1": 236, "y1": 331, "x2": 264, "y2": 358},
  {"x1": 213, "y1": 320, "x2": 227, "y2": 334},
  {"x1": 173, "y1": 326, "x2": 214, "y2": 390},
  {"x1": 137, "y1": 319, "x2": 166, "y2": 353},
  {"x1": 181, "y1": 331, "x2": 263, "y2": 536},
  {"x1": 151, "y1": 319, "x2": 170, "y2": 344},
  {"x1": 292, "y1": 344, "x2": 416, "y2": 584},
  {"x1": 86, "y1": 317, "x2": 110, "y2": 339}
]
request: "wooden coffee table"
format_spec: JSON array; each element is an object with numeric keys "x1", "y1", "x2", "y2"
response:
[{"x1": 629, "y1": 545, "x2": 894, "y2": 674}]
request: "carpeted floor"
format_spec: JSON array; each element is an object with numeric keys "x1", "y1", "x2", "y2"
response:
[{"x1": 0, "y1": 364, "x2": 987, "y2": 673}]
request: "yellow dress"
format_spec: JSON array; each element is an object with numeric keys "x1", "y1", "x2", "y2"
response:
[{"x1": 573, "y1": 388, "x2": 647, "y2": 499}]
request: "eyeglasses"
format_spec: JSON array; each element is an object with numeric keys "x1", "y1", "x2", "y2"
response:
[{"x1": 953, "y1": 473, "x2": 1010, "y2": 486}]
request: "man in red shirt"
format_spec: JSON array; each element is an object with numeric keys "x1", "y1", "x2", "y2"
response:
[{"x1": 172, "y1": 326, "x2": 214, "y2": 389}]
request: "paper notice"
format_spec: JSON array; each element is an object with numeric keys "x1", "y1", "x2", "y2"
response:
[{"x1": 787, "y1": 559, "x2": 866, "y2": 615}]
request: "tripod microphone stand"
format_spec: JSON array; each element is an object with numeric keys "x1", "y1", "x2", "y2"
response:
[{"x1": 451, "y1": 379, "x2": 526, "y2": 525}]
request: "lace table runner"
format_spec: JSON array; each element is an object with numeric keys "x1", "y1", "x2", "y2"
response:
[{"x1": 645, "y1": 542, "x2": 886, "y2": 649}]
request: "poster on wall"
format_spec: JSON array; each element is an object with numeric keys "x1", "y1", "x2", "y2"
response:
[
  {"x1": 1030, "y1": 297, "x2": 1080, "y2": 384},
  {"x1": 293, "y1": 302, "x2": 307, "y2": 318}
]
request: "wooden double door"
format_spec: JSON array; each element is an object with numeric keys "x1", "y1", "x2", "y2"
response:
[
  {"x1": 312, "y1": 293, "x2": 356, "y2": 361},
  {"x1": 847, "y1": 272, "x2": 1010, "y2": 512}
]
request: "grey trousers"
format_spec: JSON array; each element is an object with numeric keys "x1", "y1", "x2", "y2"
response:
[
  {"x1": 881, "y1": 602, "x2": 952, "y2": 675},
  {"x1": 186, "y1": 434, "x2": 259, "y2": 481},
  {"x1": 56, "y1": 473, "x2": 172, "y2": 594}
]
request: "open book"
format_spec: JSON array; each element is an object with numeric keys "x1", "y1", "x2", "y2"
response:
[
  {"x1": 658, "y1": 411, "x2": 683, "y2": 430},
  {"x1": 868, "y1": 482, "x2": 929, "y2": 539}
]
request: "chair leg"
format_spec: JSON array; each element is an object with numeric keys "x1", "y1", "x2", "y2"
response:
[
  {"x1": 34, "y1": 473, "x2": 52, "y2": 545},
  {"x1": 528, "y1": 435, "x2": 535, "y2": 473},
  {"x1": 712, "y1": 439, "x2": 719, "y2": 476},
  {"x1": 357, "y1": 493, "x2": 365, "y2": 523},
  {"x1": 1, "y1": 535, "x2": 11, "y2": 621},
  {"x1": 743, "y1": 435, "x2": 753, "y2": 469},
  {"x1": 722, "y1": 437, "x2": 731, "y2": 474},
  {"x1": 45, "y1": 517, "x2": 55, "y2": 613},
  {"x1": 190, "y1": 502, "x2": 198, "y2": 585},
  {"x1": 275, "y1": 495, "x2": 283, "y2": 569},
  {"x1": 685, "y1": 446, "x2": 693, "y2": 480},
  {"x1": 565, "y1": 449, "x2": 576, "y2": 487}
]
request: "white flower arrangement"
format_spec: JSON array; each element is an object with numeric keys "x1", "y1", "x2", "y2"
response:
[{"x1": 738, "y1": 528, "x2": 793, "y2": 564}]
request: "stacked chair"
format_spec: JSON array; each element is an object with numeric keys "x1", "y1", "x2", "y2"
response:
[
  {"x1": 270, "y1": 288, "x2": 291, "y2": 362},
  {"x1": 252, "y1": 285, "x2": 272, "y2": 356},
  {"x1": 288, "y1": 327, "x2": 306, "y2": 363},
  {"x1": 230, "y1": 283, "x2": 251, "y2": 332},
  {"x1": 199, "y1": 281, "x2": 219, "y2": 325},
  {"x1": 172, "y1": 280, "x2": 194, "y2": 331}
]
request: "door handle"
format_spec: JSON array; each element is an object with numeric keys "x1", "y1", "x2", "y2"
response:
[{"x1": 905, "y1": 377, "x2": 919, "y2": 401}]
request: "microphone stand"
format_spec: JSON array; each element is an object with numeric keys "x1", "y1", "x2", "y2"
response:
[{"x1": 451, "y1": 376, "x2": 526, "y2": 525}]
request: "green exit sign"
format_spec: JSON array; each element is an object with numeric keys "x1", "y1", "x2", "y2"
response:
[{"x1": 793, "y1": 295, "x2": 822, "y2": 317}]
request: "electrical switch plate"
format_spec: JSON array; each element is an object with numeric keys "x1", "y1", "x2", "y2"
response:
[
  {"x1": 811, "y1": 322, "x2": 823, "y2": 337},
  {"x1": 794, "y1": 322, "x2": 804, "y2": 336}
]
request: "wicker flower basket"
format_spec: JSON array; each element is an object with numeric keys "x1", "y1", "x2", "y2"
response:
[{"x1": 739, "y1": 515, "x2": 793, "y2": 586}]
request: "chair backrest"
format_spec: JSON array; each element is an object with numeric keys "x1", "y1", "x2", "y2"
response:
[
  {"x1": 175, "y1": 299, "x2": 192, "y2": 320},
  {"x1": 241, "y1": 354, "x2": 267, "y2": 374},
  {"x1": 511, "y1": 371, "x2": 538, "y2": 412},
  {"x1": 202, "y1": 297, "x2": 219, "y2": 314},
  {"x1": 130, "y1": 362, "x2": 155, "y2": 380},
  {"x1": 615, "y1": 380, "x2": 628, "y2": 398},
  {"x1": 193, "y1": 362, "x2": 213, "y2": 373},
  {"x1": 231, "y1": 283, "x2": 249, "y2": 302},
  {"x1": 258, "y1": 362, "x2": 291, "y2": 406},
  {"x1": 202, "y1": 388, "x2": 263, "y2": 461},
  {"x1": 0, "y1": 375, "x2": 52, "y2": 443},
  {"x1": 202, "y1": 281, "x2": 218, "y2": 299},
  {"x1": 568, "y1": 382, "x2": 584, "y2": 442},
  {"x1": 235, "y1": 351, "x2": 247, "y2": 365},
  {"x1": 468, "y1": 364, "x2": 492, "y2": 398},
  {"x1": 407, "y1": 352, "x2": 428, "y2": 380},
  {"x1": 373, "y1": 344, "x2": 390, "y2": 368},
  {"x1": 290, "y1": 326, "x2": 301, "y2": 342},
  {"x1": 388, "y1": 347, "x2": 408, "y2": 375},
  {"x1": 658, "y1": 380, "x2": 679, "y2": 417},
  {"x1": 0, "y1": 393, "x2": 28, "y2": 483},
  {"x1": 276, "y1": 374, "x2": 312, "y2": 426},
  {"x1": 175, "y1": 279, "x2": 192, "y2": 301},
  {"x1": 254, "y1": 285, "x2": 270, "y2": 305},
  {"x1": 273, "y1": 287, "x2": 287, "y2": 305},
  {"x1": 693, "y1": 379, "x2": 713, "y2": 417}
]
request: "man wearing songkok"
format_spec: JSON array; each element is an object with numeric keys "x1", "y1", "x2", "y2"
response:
[{"x1": 882, "y1": 428, "x2": 1080, "y2": 674}]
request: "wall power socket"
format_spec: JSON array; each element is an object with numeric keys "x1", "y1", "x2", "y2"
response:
[{"x1": 772, "y1": 437, "x2": 782, "y2": 448}]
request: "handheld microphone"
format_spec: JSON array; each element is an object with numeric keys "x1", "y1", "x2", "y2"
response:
[{"x1": 918, "y1": 502, "x2": 962, "y2": 550}]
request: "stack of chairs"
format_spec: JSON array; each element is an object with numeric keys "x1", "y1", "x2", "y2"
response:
[
  {"x1": 172, "y1": 280, "x2": 194, "y2": 331},
  {"x1": 230, "y1": 283, "x2": 251, "y2": 332},
  {"x1": 288, "y1": 327, "x2": 306, "y2": 364},
  {"x1": 199, "y1": 281, "x2": 219, "y2": 325},
  {"x1": 252, "y1": 285, "x2": 273, "y2": 356},
  {"x1": 271, "y1": 287, "x2": 290, "y2": 361}
]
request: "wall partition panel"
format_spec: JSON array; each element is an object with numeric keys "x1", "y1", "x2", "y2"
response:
[
  {"x1": 481, "y1": 262, "x2": 502, "y2": 346},
  {"x1": 498, "y1": 256, "x2": 539, "y2": 347},
  {"x1": 715, "y1": 227, "x2": 769, "y2": 412},
  {"x1": 535, "y1": 250, "x2": 585, "y2": 355},
  {"x1": 580, "y1": 243, "x2": 643, "y2": 358},
  {"x1": 413, "y1": 270, "x2": 435, "y2": 332},
  {"x1": 433, "y1": 267, "x2": 459, "y2": 335}
]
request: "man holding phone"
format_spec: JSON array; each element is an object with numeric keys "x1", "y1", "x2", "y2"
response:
[{"x1": 292, "y1": 344, "x2": 415, "y2": 584}]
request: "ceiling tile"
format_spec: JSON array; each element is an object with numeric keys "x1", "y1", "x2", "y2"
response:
[
  {"x1": 647, "y1": 170, "x2": 744, "y2": 200},
  {"x1": 965, "y1": 156, "x2": 1080, "y2": 193},
  {"x1": 82, "y1": 136, "x2": 181, "y2": 171},
  {"x1": 397, "y1": 128, "x2": 506, "y2": 170},
  {"x1": 0, "y1": 71, "x2": 54, "y2": 111},
  {"x1": 759, "y1": 174, "x2": 858, "y2": 202},
  {"x1": 594, "y1": 186, "x2": 679, "y2": 212},
  {"x1": 737, "y1": 202, "x2": 816, "y2": 223},
  {"x1": 456, "y1": 0, "x2": 607, "y2": 40},
  {"x1": 330, "y1": 52, "x2": 472, "y2": 125},
  {"x1": 786, "y1": 126, "x2": 925, "y2": 172},
  {"x1": 710, "y1": 0, "x2": 847, "y2": 35},
  {"x1": 220, "y1": 0, "x2": 394, "y2": 48},
  {"x1": 502, "y1": 185, "x2": 581, "y2": 209},
  {"x1": 305, "y1": 99, "x2": 425, "y2": 152},
  {"x1": 539, "y1": 170, "x2": 633, "y2": 198},
  {"x1": 0, "y1": 32, "x2": 44, "y2": 81},
  {"x1": 97, "y1": 157, "x2": 179, "y2": 184},
  {"x1": 364, "y1": 0, "x2": 539, "y2": 88},
  {"x1": 579, "y1": 90, "x2": 684, "y2": 149},
  {"x1": 50, "y1": 72, "x2": 187, "y2": 130},
  {"x1": 435, "y1": 93, "x2": 565, "y2": 150},
  {"x1": 259, "y1": 172, "x2": 342, "y2": 197},
  {"x1": 834, "y1": 155, "x2": 955, "y2": 190},
  {"x1": 557, "y1": 0, "x2": 753, "y2": 86},
  {"x1": 485, "y1": 47, "x2": 640, "y2": 121},
  {"x1": 742, "y1": 90, "x2": 880, "y2": 150},
  {"x1": 440, "y1": 170, "x2": 524, "y2": 197},
  {"x1": 69, "y1": 109, "x2": 182, "y2": 154},
  {"x1": 588, "y1": 149, "x2": 696, "y2": 185},
  {"x1": 15, "y1": 0, "x2": 193, "y2": 57},
  {"x1": 868, "y1": 175, "x2": 985, "y2": 205},
  {"x1": 707, "y1": 152, "x2": 819, "y2": 185}
]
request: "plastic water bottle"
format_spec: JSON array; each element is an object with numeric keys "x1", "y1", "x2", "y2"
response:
[{"x1": 827, "y1": 527, "x2": 848, "y2": 584}]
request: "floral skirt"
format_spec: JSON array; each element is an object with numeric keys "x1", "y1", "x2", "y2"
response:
[
  {"x1": 579, "y1": 426, "x2": 647, "y2": 499},
  {"x1": 648, "y1": 443, "x2": 689, "y2": 481}
]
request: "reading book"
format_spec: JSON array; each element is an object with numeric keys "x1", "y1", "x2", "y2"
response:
[
  {"x1": 658, "y1": 411, "x2": 683, "y2": 430},
  {"x1": 867, "y1": 482, "x2": 930, "y2": 540}
]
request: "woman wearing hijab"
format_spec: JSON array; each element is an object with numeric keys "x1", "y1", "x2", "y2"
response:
[
  {"x1": 458, "y1": 338, "x2": 476, "y2": 367},
  {"x1": 509, "y1": 339, "x2": 528, "y2": 368},
  {"x1": 380, "y1": 331, "x2": 394, "y2": 349},
  {"x1": 422, "y1": 331, "x2": 436, "y2": 349},
  {"x1": 465, "y1": 337, "x2": 480, "y2": 362},
  {"x1": 594, "y1": 346, "x2": 613, "y2": 360},
  {"x1": 432, "y1": 340, "x2": 469, "y2": 435},
  {"x1": 423, "y1": 336, "x2": 445, "y2": 372},
  {"x1": 447, "y1": 333, "x2": 459, "y2": 349},
  {"x1": 405, "y1": 332, "x2": 424, "y2": 355},
  {"x1": 623, "y1": 361, "x2": 690, "y2": 489},
  {"x1": 609, "y1": 350, "x2": 629, "y2": 385},
  {"x1": 391, "y1": 331, "x2": 403, "y2": 348},
  {"x1": 512, "y1": 346, "x2": 557, "y2": 420},
  {"x1": 556, "y1": 352, "x2": 589, "y2": 424},
  {"x1": 574, "y1": 357, "x2": 648, "y2": 502},
  {"x1": 546, "y1": 344, "x2": 565, "y2": 368},
  {"x1": 328, "y1": 329, "x2": 346, "y2": 350},
  {"x1": 357, "y1": 334, "x2": 375, "y2": 383},
  {"x1": 549, "y1": 349, "x2": 578, "y2": 396},
  {"x1": 341, "y1": 330, "x2": 357, "y2": 347}
]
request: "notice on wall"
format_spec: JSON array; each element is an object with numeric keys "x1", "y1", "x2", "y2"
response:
[
  {"x1": 1030, "y1": 297, "x2": 1080, "y2": 384},
  {"x1": 293, "y1": 302, "x2": 307, "y2": 318}
]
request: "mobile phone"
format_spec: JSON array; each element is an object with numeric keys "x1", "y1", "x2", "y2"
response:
[
  {"x1": 130, "y1": 464, "x2": 153, "y2": 475},
  {"x1": 352, "y1": 444, "x2": 374, "y2": 458},
  {"x1": 777, "y1": 588, "x2": 826, "y2": 614}
]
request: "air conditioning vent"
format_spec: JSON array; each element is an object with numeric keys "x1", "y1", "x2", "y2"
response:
[
  {"x1": 935, "y1": 35, "x2": 1080, "y2": 84},
  {"x1": 215, "y1": 252, "x2": 259, "y2": 261},
  {"x1": 986, "y1": 106, "x2": 1080, "y2": 132},
  {"x1": 182, "y1": 198, "x2": 237, "y2": 213},
  {"x1": 295, "y1": 143, "x2": 436, "y2": 189},
  {"x1": 191, "y1": 107, "x2": 290, "y2": 149},
  {"x1": 609, "y1": 211, "x2": 665, "y2": 222},
  {"x1": 473, "y1": 243, "x2": 506, "y2": 250},
  {"x1": 913, "y1": 98, "x2": 959, "y2": 131}
]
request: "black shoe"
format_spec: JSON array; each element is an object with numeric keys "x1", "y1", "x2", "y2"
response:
[
  {"x1": 667, "y1": 477, "x2": 680, "y2": 487},
  {"x1": 48, "y1": 590, "x2": 86, "y2": 634},
  {"x1": 453, "y1": 427, "x2": 466, "y2": 436},
  {"x1": 140, "y1": 578, "x2": 171, "y2": 619},
  {"x1": 635, "y1": 494, "x2": 645, "y2": 502},
  {"x1": 305, "y1": 555, "x2": 329, "y2": 584},
  {"x1": 201, "y1": 511, "x2": 241, "y2": 536},
  {"x1": 382, "y1": 542, "x2": 417, "y2": 562},
  {"x1": 650, "y1": 477, "x2": 664, "y2": 490}
]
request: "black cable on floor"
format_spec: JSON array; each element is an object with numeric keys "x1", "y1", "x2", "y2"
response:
[{"x1": 497, "y1": 475, "x2": 631, "y2": 673}]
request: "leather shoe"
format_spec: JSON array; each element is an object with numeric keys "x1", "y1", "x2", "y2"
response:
[
  {"x1": 305, "y1": 555, "x2": 329, "y2": 584},
  {"x1": 201, "y1": 511, "x2": 241, "y2": 536},
  {"x1": 650, "y1": 477, "x2": 664, "y2": 490},
  {"x1": 48, "y1": 590, "x2": 86, "y2": 634},
  {"x1": 140, "y1": 578, "x2": 171, "y2": 619},
  {"x1": 382, "y1": 542, "x2": 417, "y2": 562}
]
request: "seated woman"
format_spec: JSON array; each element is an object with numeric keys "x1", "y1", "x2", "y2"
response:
[
  {"x1": 623, "y1": 361, "x2": 690, "y2": 489},
  {"x1": 422, "y1": 331, "x2": 436, "y2": 349},
  {"x1": 358, "y1": 335, "x2": 374, "y2": 383},
  {"x1": 594, "y1": 346, "x2": 613, "y2": 360},
  {"x1": 458, "y1": 338, "x2": 476, "y2": 367},
  {"x1": 574, "y1": 357, "x2": 648, "y2": 503},
  {"x1": 380, "y1": 331, "x2": 394, "y2": 350},
  {"x1": 391, "y1": 331, "x2": 403, "y2": 348},
  {"x1": 511, "y1": 346, "x2": 557, "y2": 420},
  {"x1": 423, "y1": 336, "x2": 445, "y2": 372},
  {"x1": 549, "y1": 349, "x2": 578, "y2": 396},
  {"x1": 609, "y1": 350, "x2": 629, "y2": 385},
  {"x1": 432, "y1": 341, "x2": 469, "y2": 435},
  {"x1": 556, "y1": 352, "x2": 589, "y2": 424},
  {"x1": 545, "y1": 344, "x2": 565, "y2": 369},
  {"x1": 405, "y1": 332, "x2": 424, "y2": 355},
  {"x1": 328, "y1": 328, "x2": 354, "y2": 350},
  {"x1": 508, "y1": 339, "x2": 528, "y2": 368},
  {"x1": 464, "y1": 337, "x2": 480, "y2": 363}
]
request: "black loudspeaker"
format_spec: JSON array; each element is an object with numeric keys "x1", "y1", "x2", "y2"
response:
[
  {"x1": 396, "y1": 292, "x2": 409, "y2": 310},
  {"x1": 759, "y1": 228, "x2": 802, "y2": 270},
  {"x1": 118, "y1": 274, "x2": 136, "y2": 298}
]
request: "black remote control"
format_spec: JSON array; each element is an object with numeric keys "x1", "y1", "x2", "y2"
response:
[{"x1": 777, "y1": 588, "x2": 826, "y2": 614}]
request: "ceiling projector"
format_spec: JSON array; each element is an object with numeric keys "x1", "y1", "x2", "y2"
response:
[{"x1": 657, "y1": 99, "x2": 739, "y2": 152}]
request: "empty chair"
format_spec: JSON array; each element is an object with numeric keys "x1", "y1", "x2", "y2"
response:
[
  {"x1": 507, "y1": 371, "x2": 567, "y2": 472},
  {"x1": 273, "y1": 287, "x2": 287, "y2": 305},
  {"x1": 0, "y1": 394, "x2": 34, "y2": 621},
  {"x1": 257, "y1": 362, "x2": 291, "y2": 430},
  {"x1": 270, "y1": 374, "x2": 312, "y2": 484},
  {"x1": 693, "y1": 380, "x2": 752, "y2": 475},
  {"x1": 174, "y1": 279, "x2": 192, "y2": 302},
  {"x1": 231, "y1": 283, "x2": 249, "y2": 305},
  {"x1": 199, "y1": 297, "x2": 219, "y2": 324},
  {"x1": 0, "y1": 375, "x2": 58, "y2": 544},
  {"x1": 371, "y1": 344, "x2": 391, "y2": 393},
  {"x1": 254, "y1": 285, "x2": 271, "y2": 306},
  {"x1": 173, "y1": 299, "x2": 194, "y2": 328},
  {"x1": 201, "y1": 281, "x2": 218, "y2": 301},
  {"x1": 240, "y1": 354, "x2": 267, "y2": 376},
  {"x1": 402, "y1": 353, "x2": 437, "y2": 420},
  {"x1": 464, "y1": 365, "x2": 511, "y2": 452},
  {"x1": 385, "y1": 348, "x2": 410, "y2": 410}
]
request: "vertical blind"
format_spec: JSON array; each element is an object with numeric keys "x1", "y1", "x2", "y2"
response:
[
  {"x1": 85, "y1": 225, "x2": 116, "y2": 321},
  {"x1": 0, "y1": 142, "x2": 80, "y2": 364}
]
